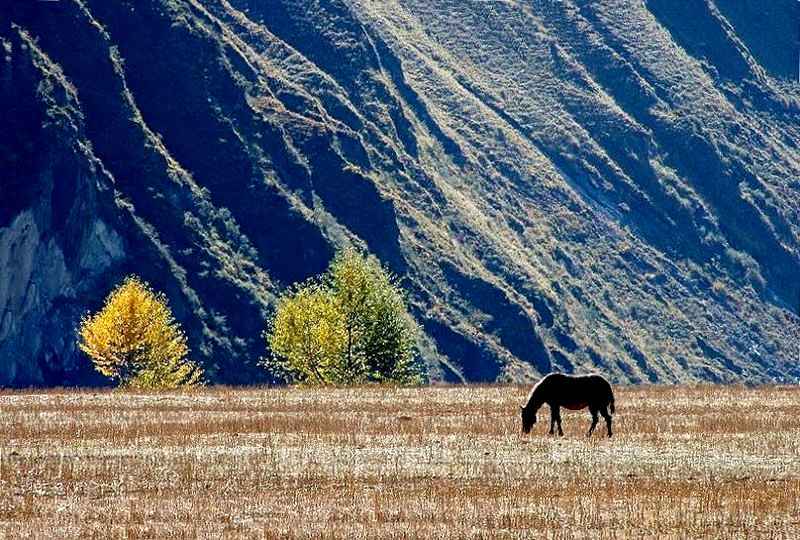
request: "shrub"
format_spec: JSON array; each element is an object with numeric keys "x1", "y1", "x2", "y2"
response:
[
  {"x1": 265, "y1": 249, "x2": 422, "y2": 385},
  {"x1": 77, "y1": 276, "x2": 202, "y2": 389}
]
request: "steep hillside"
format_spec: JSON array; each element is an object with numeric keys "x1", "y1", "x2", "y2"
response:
[{"x1": 1, "y1": 0, "x2": 798, "y2": 386}]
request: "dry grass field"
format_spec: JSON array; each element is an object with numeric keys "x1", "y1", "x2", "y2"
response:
[{"x1": 0, "y1": 385, "x2": 798, "y2": 538}]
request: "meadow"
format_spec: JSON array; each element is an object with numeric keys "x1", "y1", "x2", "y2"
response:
[{"x1": 0, "y1": 384, "x2": 798, "y2": 538}]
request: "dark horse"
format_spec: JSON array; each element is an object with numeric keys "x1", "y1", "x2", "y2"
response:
[{"x1": 520, "y1": 373, "x2": 615, "y2": 437}]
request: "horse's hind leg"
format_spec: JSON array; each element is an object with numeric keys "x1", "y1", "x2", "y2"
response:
[
  {"x1": 587, "y1": 408, "x2": 599, "y2": 437},
  {"x1": 601, "y1": 406, "x2": 613, "y2": 437},
  {"x1": 549, "y1": 405, "x2": 563, "y2": 436}
]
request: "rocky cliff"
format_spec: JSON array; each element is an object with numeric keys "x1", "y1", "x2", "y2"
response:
[{"x1": 1, "y1": 0, "x2": 799, "y2": 386}]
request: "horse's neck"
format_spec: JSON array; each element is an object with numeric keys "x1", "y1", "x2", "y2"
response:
[{"x1": 525, "y1": 387, "x2": 546, "y2": 411}]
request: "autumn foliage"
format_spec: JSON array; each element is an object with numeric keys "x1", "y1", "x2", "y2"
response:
[
  {"x1": 265, "y1": 249, "x2": 422, "y2": 385},
  {"x1": 77, "y1": 276, "x2": 202, "y2": 389}
]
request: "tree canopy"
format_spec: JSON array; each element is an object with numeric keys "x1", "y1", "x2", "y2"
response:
[
  {"x1": 265, "y1": 250, "x2": 422, "y2": 385},
  {"x1": 77, "y1": 276, "x2": 203, "y2": 389}
]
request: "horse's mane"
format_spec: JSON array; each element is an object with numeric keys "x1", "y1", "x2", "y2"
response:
[{"x1": 523, "y1": 377, "x2": 545, "y2": 408}]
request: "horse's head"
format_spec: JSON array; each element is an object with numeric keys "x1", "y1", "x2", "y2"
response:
[{"x1": 520, "y1": 405, "x2": 536, "y2": 434}]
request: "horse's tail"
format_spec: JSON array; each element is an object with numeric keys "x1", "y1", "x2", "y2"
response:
[{"x1": 610, "y1": 393, "x2": 615, "y2": 415}]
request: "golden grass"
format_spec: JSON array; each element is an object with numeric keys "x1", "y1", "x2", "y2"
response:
[{"x1": 0, "y1": 385, "x2": 798, "y2": 538}]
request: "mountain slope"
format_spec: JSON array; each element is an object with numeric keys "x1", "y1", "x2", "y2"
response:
[{"x1": 1, "y1": 0, "x2": 798, "y2": 386}]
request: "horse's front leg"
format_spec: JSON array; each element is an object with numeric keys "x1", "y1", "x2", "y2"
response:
[{"x1": 550, "y1": 405, "x2": 563, "y2": 436}]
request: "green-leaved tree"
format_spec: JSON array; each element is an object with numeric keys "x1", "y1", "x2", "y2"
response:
[{"x1": 265, "y1": 249, "x2": 422, "y2": 385}]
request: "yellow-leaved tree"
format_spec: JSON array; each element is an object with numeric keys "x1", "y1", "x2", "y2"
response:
[
  {"x1": 264, "y1": 249, "x2": 422, "y2": 385},
  {"x1": 77, "y1": 276, "x2": 203, "y2": 389},
  {"x1": 267, "y1": 283, "x2": 350, "y2": 384}
]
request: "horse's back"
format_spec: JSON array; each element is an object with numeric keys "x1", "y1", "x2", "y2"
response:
[
  {"x1": 546, "y1": 373, "x2": 611, "y2": 388},
  {"x1": 581, "y1": 373, "x2": 614, "y2": 394},
  {"x1": 585, "y1": 373, "x2": 613, "y2": 389},
  {"x1": 541, "y1": 373, "x2": 614, "y2": 406}
]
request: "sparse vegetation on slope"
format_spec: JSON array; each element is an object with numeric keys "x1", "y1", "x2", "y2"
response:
[{"x1": 1, "y1": 0, "x2": 798, "y2": 385}]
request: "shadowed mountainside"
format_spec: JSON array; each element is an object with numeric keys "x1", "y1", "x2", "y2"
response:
[{"x1": 1, "y1": 0, "x2": 799, "y2": 386}]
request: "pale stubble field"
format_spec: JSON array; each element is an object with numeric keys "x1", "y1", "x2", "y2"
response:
[{"x1": 0, "y1": 385, "x2": 798, "y2": 538}]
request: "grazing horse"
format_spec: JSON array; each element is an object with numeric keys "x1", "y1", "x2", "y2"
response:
[{"x1": 520, "y1": 373, "x2": 615, "y2": 437}]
